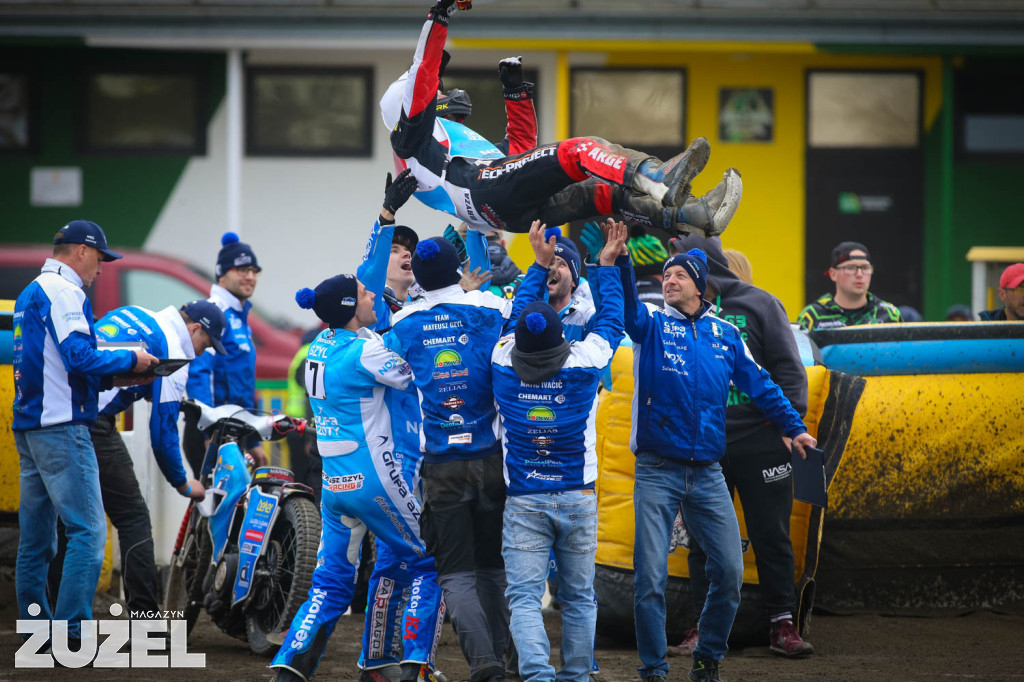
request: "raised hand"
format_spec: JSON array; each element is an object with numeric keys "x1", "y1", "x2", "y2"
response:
[
  {"x1": 528, "y1": 220, "x2": 556, "y2": 268},
  {"x1": 382, "y1": 168, "x2": 418, "y2": 220},
  {"x1": 498, "y1": 56, "x2": 524, "y2": 90},
  {"x1": 600, "y1": 220, "x2": 629, "y2": 266}
]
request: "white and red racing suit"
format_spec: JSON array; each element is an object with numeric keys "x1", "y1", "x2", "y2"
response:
[{"x1": 380, "y1": 4, "x2": 676, "y2": 234}]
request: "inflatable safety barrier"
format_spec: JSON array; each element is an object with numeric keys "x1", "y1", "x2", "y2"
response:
[
  {"x1": 810, "y1": 322, "x2": 1024, "y2": 610},
  {"x1": 593, "y1": 344, "x2": 865, "y2": 646}
]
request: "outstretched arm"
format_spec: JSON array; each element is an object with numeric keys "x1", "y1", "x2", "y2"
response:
[
  {"x1": 359, "y1": 170, "x2": 418, "y2": 327},
  {"x1": 390, "y1": 1, "x2": 463, "y2": 158},
  {"x1": 495, "y1": 56, "x2": 538, "y2": 155}
]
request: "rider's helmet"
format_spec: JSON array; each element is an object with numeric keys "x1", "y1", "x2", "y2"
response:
[{"x1": 436, "y1": 88, "x2": 472, "y2": 123}]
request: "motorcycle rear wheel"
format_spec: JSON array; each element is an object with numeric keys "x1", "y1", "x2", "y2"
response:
[
  {"x1": 246, "y1": 495, "x2": 321, "y2": 656},
  {"x1": 165, "y1": 513, "x2": 212, "y2": 634}
]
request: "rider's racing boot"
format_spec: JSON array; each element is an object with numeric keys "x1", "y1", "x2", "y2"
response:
[
  {"x1": 624, "y1": 137, "x2": 710, "y2": 207},
  {"x1": 675, "y1": 168, "x2": 742, "y2": 237}
]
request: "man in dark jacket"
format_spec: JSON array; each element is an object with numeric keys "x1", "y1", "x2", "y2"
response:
[{"x1": 668, "y1": 234, "x2": 812, "y2": 658}]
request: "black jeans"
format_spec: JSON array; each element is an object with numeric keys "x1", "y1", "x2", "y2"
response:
[
  {"x1": 687, "y1": 427, "x2": 797, "y2": 621},
  {"x1": 91, "y1": 414, "x2": 161, "y2": 617},
  {"x1": 420, "y1": 452, "x2": 509, "y2": 682}
]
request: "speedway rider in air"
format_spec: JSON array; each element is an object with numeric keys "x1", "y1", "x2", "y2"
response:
[{"x1": 380, "y1": 0, "x2": 743, "y2": 239}]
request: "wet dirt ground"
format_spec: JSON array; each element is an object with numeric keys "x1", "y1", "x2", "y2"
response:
[{"x1": 1, "y1": 591, "x2": 1022, "y2": 682}]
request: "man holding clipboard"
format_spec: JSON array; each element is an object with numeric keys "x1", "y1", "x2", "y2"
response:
[{"x1": 88, "y1": 299, "x2": 226, "y2": 621}]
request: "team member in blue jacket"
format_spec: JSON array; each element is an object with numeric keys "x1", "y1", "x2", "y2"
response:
[
  {"x1": 624, "y1": 247, "x2": 817, "y2": 682},
  {"x1": 186, "y1": 231, "x2": 267, "y2": 467},
  {"x1": 356, "y1": 170, "x2": 451, "y2": 680},
  {"x1": 271, "y1": 274, "x2": 444, "y2": 682},
  {"x1": 91, "y1": 300, "x2": 225, "y2": 618},
  {"x1": 385, "y1": 224, "x2": 551, "y2": 682},
  {"x1": 13, "y1": 220, "x2": 157, "y2": 641},
  {"x1": 491, "y1": 220, "x2": 629, "y2": 682}
]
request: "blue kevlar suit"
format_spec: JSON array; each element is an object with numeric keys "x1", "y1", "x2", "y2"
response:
[{"x1": 269, "y1": 327, "x2": 444, "y2": 681}]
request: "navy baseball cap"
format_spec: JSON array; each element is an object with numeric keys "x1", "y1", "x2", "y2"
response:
[
  {"x1": 54, "y1": 220, "x2": 123, "y2": 262},
  {"x1": 180, "y1": 300, "x2": 227, "y2": 355}
]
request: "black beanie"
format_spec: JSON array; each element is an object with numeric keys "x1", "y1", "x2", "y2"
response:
[
  {"x1": 663, "y1": 248, "x2": 709, "y2": 298},
  {"x1": 515, "y1": 301, "x2": 565, "y2": 353},
  {"x1": 215, "y1": 232, "x2": 260, "y2": 279},
  {"x1": 295, "y1": 274, "x2": 358, "y2": 328},
  {"x1": 412, "y1": 237, "x2": 462, "y2": 291}
]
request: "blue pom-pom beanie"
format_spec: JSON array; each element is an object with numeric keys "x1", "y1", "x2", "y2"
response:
[
  {"x1": 216, "y1": 231, "x2": 260, "y2": 279},
  {"x1": 663, "y1": 247, "x2": 709, "y2": 297},
  {"x1": 412, "y1": 237, "x2": 462, "y2": 292},
  {"x1": 296, "y1": 274, "x2": 359, "y2": 328},
  {"x1": 515, "y1": 301, "x2": 564, "y2": 353}
]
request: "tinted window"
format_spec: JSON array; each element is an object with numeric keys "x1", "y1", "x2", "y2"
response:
[{"x1": 122, "y1": 269, "x2": 205, "y2": 312}]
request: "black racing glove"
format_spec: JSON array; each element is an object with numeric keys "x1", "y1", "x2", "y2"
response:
[
  {"x1": 382, "y1": 169, "x2": 418, "y2": 218},
  {"x1": 498, "y1": 56, "x2": 523, "y2": 89},
  {"x1": 429, "y1": 0, "x2": 464, "y2": 25},
  {"x1": 499, "y1": 56, "x2": 533, "y2": 101}
]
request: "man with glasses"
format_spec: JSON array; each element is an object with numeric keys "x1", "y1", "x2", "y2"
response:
[
  {"x1": 979, "y1": 263, "x2": 1024, "y2": 322},
  {"x1": 798, "y1": 241, "x2": 902, "y2": 331},
  {"x1": 185, "y1": 231, "x2": 268, "y2": 466}
]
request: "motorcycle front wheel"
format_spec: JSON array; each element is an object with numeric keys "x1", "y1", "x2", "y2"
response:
[
  {"x1": 165, "y1": 511, "x2": 211, "y2": 634},
  {"x1": 246, "y1": 495, "x2": 321, "y2": 656}
]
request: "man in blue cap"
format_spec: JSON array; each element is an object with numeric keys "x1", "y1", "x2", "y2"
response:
[
  {"x1": 13, "y1": 220, "x2": 158, "y2": 645},
  {"x1": 88, "y1": 299, "x2": 226, "y2": 621},
  {"x1": 186, "y1": 231, "x2": 267, "y2": 467}
]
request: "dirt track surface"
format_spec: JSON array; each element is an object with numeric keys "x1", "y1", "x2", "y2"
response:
[{"x1": 2, "y1": 596, "x2": 1023, "y2": 682}]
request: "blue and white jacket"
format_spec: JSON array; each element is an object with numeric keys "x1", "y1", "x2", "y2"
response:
[
  {"x1": 305, "y1": 326, "x2": 412, "y2": 460},
  {"x1": 385, "y1": 264, "x2": 546, "y2": 463},
  {"x1": 13, "y1": 259, "x2": 136, "y2": 431},
  {"x1": 624, "y1": 260, "x2": 806, "y2": 463},
  {"x1": 492, "y1": 266, "x2": 624, "y2": 495},
  {"x1": 96, "y1": 305, "x2": 194, "y2": 489},
  {"x1": 357, "y1": 216, "x2": 423, "y2": 465},
  {"x1": 186, "y1": 284, "x2": 255, "y2": 409},
  {"x1": 558, "y1": 295, "x2": 596, "y2": 344}
]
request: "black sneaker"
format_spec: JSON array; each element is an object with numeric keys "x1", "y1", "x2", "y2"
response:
[
  {"x1": 687, "y1": 658, "x2": 722, "y2": 682},
  {"x1": 661, "y1": 137, "x2": 711, "y2": 208}
]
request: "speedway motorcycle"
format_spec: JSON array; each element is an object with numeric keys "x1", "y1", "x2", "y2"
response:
[{"x1": 165, "y1": 400, "x2": 321, "y2": 655}]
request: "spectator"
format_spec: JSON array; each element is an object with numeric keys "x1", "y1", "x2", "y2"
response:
[
  {"x1": 979, "y1": 263, "x2": 1024, "y2": 321},
  {"x1": 486, "y1": 231, "x2": 526, "y2": 300},
  {"x1": 90, "y1": 300, "x2": 222, "y2": 618},
  {"x1": 666, "y1": 236, "x2": 812, "y2": 660},
  {"x1": 491, "y1": 221, "x2": 629, "y2": 682},
  {"x1": 384, "y1": 225, "x2": 550, "y2": 682},
  {"x1": 721, "y1": 249, "x2": 753, "y2": 285},
  {"x1": 797, "y1": 241, "x2": 902, "y2": 330},
  {"x1": 382, "y1": 1, "x2": 741, "y2": 238},
  {"x1": 270, "y1": 274, "x2": 444, "y2": 682},
  {"x1": 622, "y1": 243, "x2": 816, "y2": 682},
  {"x1": 185, "y1": 231, "x2": 267, "y2": 469},
  {"x1": 13, "y1": 220, "x2": 156, "y2": 643},
  {"x1": 945, "y1": 304, "x2": 974, "y2": 322},
  {"x1": 898, "y1": 306, "x2": 923, "y2": 323},
  {"x1": 626, "y1": 229, "x2": 669, "y2": 309}
]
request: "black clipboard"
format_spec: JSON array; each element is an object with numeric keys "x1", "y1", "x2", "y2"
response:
[
  {"x1": 147, "y1": 358, "x2": 191, "y2": 377},
  {"x1": 792, "y1": 446, "x2": 827, "y2": 508}
]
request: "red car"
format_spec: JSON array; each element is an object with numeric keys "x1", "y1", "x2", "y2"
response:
[{"x1": 0, "y1": 245, "x2": 301, "y2": 380}]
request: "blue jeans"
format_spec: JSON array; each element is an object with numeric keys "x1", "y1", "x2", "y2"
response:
[
  {"x1": 16, "y1": 424, "x2": 107, "y2": 639},
  {"x1": 633, "y1": 452, "x2": 742, "y2": 675},
  {"x1": 503, "y1": 490, "x2": 597, "y2": 682}
]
